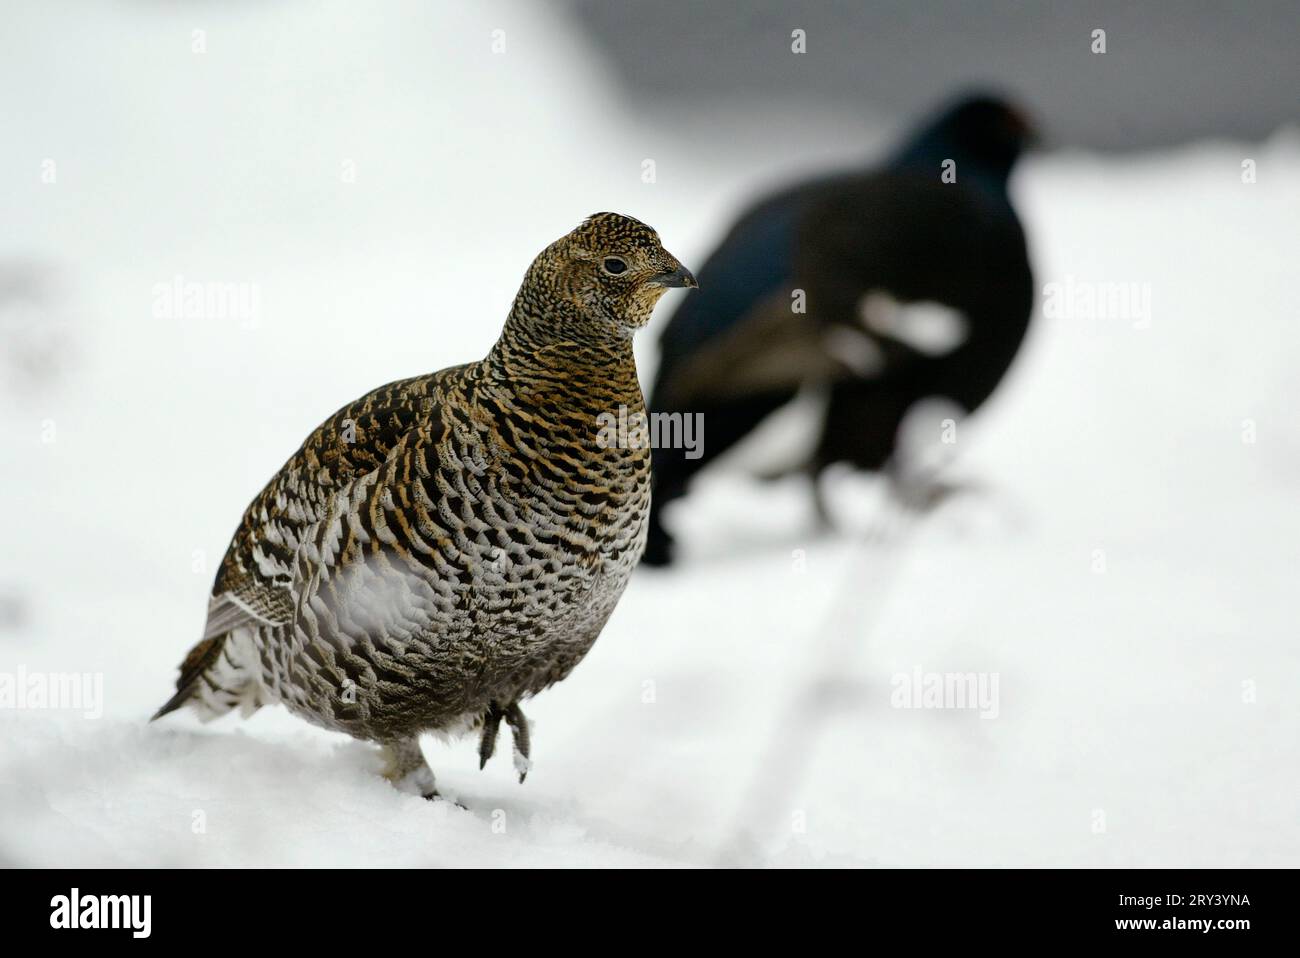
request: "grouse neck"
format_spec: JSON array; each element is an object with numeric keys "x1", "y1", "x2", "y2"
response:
[{"x1": 488, "y1": 302, "x2": 644, "y2": 411}]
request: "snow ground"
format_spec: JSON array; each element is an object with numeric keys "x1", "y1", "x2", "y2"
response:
[{"x1": 1, "y1": 1, "x2": 1298, "y2": 866}]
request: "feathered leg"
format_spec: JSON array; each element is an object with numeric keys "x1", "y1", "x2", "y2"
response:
[{"x1": 379, "y1": 737, "x2": 438, "y2": 799}]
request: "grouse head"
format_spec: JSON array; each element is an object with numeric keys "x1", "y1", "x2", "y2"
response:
[{"x1": 535, "y1": 212, "x2": 697, "y2": 333}]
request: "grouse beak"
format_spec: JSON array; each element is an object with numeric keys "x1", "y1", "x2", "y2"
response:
[{"x1": 648, "y1": 264, "x2": 698, "y2": 289}]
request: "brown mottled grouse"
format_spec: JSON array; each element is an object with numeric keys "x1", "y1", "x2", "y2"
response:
[{"x1": 153, "y1": 213, "x2": 696, "y2": 797}]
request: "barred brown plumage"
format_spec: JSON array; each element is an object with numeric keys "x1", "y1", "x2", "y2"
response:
[{"x1": 152, "y1": 213, "x2": 697, "y2": 798}]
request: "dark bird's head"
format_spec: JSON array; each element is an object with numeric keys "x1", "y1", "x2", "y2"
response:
[
  {"x1": 894, "y1": 93, "x2": 1037, "y2": 191},
  {"x1": 526, "y1": 212, "x2": 697, "y2": 336}
]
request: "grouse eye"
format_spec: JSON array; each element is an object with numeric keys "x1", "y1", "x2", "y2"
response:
[{"x1": 602, "y1": 257, "x2": 628, "y2": 276}]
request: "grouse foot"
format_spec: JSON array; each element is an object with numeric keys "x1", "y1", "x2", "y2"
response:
[
  {"x1": 477, "y1": 701, "x2": 533, "y2": 782},
  {"x1": 379, "y1": 737, "x2": 440, "y2": 800},
  {"x1": 504, "y1": 702, "x2": 532, "y2": 782}
]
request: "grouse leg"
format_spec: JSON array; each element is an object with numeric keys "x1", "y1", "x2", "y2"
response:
[
  {"x1": 477, "y1": 703, "x2": 504, "y2": 770},
  {"x1": 379, "y1": 736, "x2": 439, "y2": 800},
  {"x1": 503, "y1": 702, "x2": 532, "y2": 783}
]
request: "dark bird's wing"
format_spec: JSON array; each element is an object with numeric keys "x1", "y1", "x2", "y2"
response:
[
  {"x1": 649, "y1": 174, "x2": 853, "y2": 409},
  {"x1": 662, "y1": 298, "x2": 839, "y2": 402},
  {"x1": 650, "y1": 169, "x2": 976, "y2": 413}
]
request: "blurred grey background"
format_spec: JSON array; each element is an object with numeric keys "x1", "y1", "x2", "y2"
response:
[{"x1": 572, "y1": 0, "x2": 1300, "y2": 149}]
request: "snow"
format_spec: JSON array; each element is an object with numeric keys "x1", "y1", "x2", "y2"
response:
[{"x1": 2, "y1": 1, "x2": 1298, "y2": 866}]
